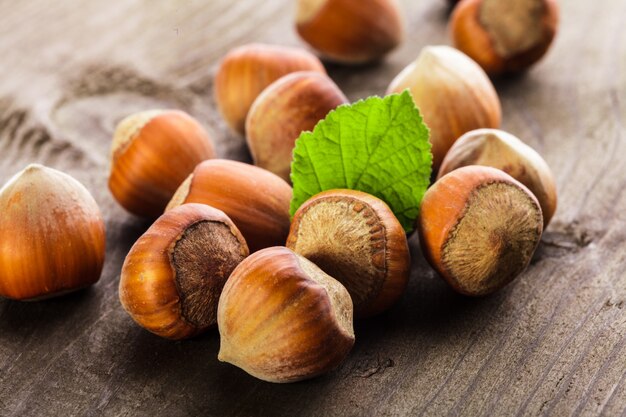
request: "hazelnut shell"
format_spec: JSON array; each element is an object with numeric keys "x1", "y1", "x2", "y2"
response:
[
  {"x1": 287, "y1": 189, "x2": 410, "y2": 317},
  {"x1": 214, "y1": 43, "x2": 326, "y2": 135},
  {"x1": 438, "y1": 129, "x2": 557, "y2": 227},
  {"x1": 296, "y1": 0, "x2": 404, "y2": 64},
  {"x1": 218, "y1": 246, "x2": 354, "y2": 383},
  {"x1": 108, "y1": 110, "x2": 215, "y2": 218},
  {"x1": 450, "y1": 0, "x2": 559, "y2": 75},
  {"x1": 166, "y1": 159, "x2": 292, "y2": 252},
  {"x1": 419, "y1": 166, "x2": 543, "y2": 296},
  {"x1": 0, "y1": 164, "x2": 105, "y2": 300},
  {"x1": 245, "y1": 71, "x2": 348, "y2": 182},
  {"x1": 386, "y1": 45, "x2": 501, "y2": 170},
  {"x1": 119, "y1": 203, "x2": 249, "y2": 340}
]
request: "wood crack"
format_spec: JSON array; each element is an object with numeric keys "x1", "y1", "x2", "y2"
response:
[{"x1": 347, "y1": 354, "x2": 395, "y2": 379}]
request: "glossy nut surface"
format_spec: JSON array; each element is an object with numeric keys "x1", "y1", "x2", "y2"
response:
[
  {"x1": 108, "y1": 110, "x2": 215, "y2": 218},
  {"x1": 246, "y1": 71, "x2": 347, "y2": 182},
  {"x1": 439, "y1": 129, "x2": 557, "y2": 227},
  {"x1": 450, "y1": 0, "x2": 559, "y2": 75},
  {"x1": 419, "y1": 166, "x2": 543, "y2": 296},
  {"x1": 215, "y1": 43, "x2": 326, "y2": 135},
  {"x1": 387, "y1": 45, "x2": 501, "y2": 170},
  {"x1": 119, "y1": 203, "x2": 248, "y2": 340},
  {"x1": 166, "y1": 159, "x2": 292, "y2": 252},
  {"x1": 0, "y1": 164, "x2": 105, "y2": 300},
  {"x1": 296, "y1": 0, "x2": 404, "y2": 64},
  {"x1": 218, "y1": 247, "x2": 354, "y2": 383},
  {"x1": 287, "y1": 189, "x2": 410, "y2": 317}
]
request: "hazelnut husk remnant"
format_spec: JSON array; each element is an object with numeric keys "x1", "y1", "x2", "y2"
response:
[
  {"x1": 246, "y1": 71, "x2": 348, "y2": 182},
  {"x1": 419, "y1": 166, "x2": 543, "y2": 296},
  {"x1": 450, "y1": 0, "x2": 559, "y2": 75},
  {"x1": 387, "y1": 45, "x2": 501, "y2": 170},
  {"x1": 166, "y1": 159, "x2": 292, "y2": 252},
  {"x1": 108, "y1": 109, "x2": 215, "y2": 218},
  {"x1": 296, "y1": 0, "x2": 404, "y2": 64},
  {"x1": 218, "y1": 246, "x2": 354, "y2": 383},
  {"x1": 439, "y1": 129, "x2": 557, "y2": 227},
  {"x1": 215, "y1": 43, "x2": 326, "y2": 135},
  {"x1": 287, "y1": 189, "x2": 410, "y2": 317},
  {"x1": 119, "y1": 203, "x2": 249, "y2": 340},
  {"x1": 0, "y1": 164, "x2": 106, "y2": 300}
]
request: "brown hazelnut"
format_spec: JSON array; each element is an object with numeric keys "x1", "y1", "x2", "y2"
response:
[
  {"x1": 439, "y1": 129, "x2": 557, "y2": 227},
  {"x1": 166, "y1": 159, "x2": 292, "y2": 252},
  {"x1": 419, "y1": 166, "x2": 543, "y2": 296},
  {"x1": 450, "y1": 0, "x2": 559, "y2": 75},
  {"x1": 287, "y1": 189, "x2": 409, "y2": 317},
  {"x1": 0, "y1": 164, "x2": 105, "y2": 300},
  {"x1": 296, "y1": 0, "x2": 404, "y2": 64},
  {"x1": 218, "y1": 246, "x2": 354, "y2": 383},
  {"x1": 386, "y1": 45, "x2": 501, "y2": 170},
  {"x1": 119, "y1": 203, "x2": 248, "y2": 340},
  {"x1": 108, "y1": 110, "x2": 215, "y2": 218},
  {"x1": 214, "y1": 43, "x2": 326, "y2": 135},
  {"x1": 246, "y1": 71, "x2": 348, "y2": 182}
]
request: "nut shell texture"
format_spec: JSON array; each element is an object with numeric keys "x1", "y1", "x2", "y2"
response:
[
  {"x1": 0, "y1": 164, "x2": 105, "y2": 300},
  {"x1": 166, "y1": 159, "x2": 292, "y2": 252},
  {"x1": 439, "y1": 129, "x2": 557, "y2": 227},
  {"x1": 119, "y1": 203, "x2": 249, "y2": 340},
  {"x1": 215, "y1": 43, "x2": 326, "y2": 134},
  {"x1": 108, "y1": 110, "x2": 215, "y2": 218},
  {"x1": 451, "y1": 0, "x2": 559, "y2": 75},
  {"x1": 386, "y1": 45, "x2": 501, "y2": 169},
  {"x1": 296, "y1": 0, "x2": 404, "y2": 64},
  {"x1": 419, "y1": 166, "x2": 543, "y2": 296},
  {"x1": 218, "y1": 247, "x2": 354, "y2": 383},
  {"x1": 287, "y1": 189, "x2": 409, "y2": 317},
  {"x1": 246, "y1": 71, "x2": 347, "y2": 181}
]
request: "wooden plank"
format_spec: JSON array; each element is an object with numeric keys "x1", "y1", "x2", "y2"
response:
[{"x1": 0, "y1": 0, "x2": 625, "y2": 415}]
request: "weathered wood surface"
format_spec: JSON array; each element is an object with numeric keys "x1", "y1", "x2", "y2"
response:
[{"x1": 0, "y1": 0, "x2": 625, "y2": 416}]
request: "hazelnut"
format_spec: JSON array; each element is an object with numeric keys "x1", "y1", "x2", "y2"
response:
[
  {"x1": 450, "y1": 0, "x2": 559, "y2": 75},
  {"x1": 439, "y1": 129, "x2": 557, "y2": 227},
  {"x1": 166, "y1": 159, "x2": 292, "y2": 252},
  {"x1": 0, "y1": 164, "x2": 105, "y2": 300},
  {"x1": 108, "y1": 110, "x2": 216, "y2": 218},
  {"x1": 246, "y1": 71, "x2": 348, "y2": 181},
  {"x1": 296, "y1": 0, "x2": 404, "y2": 64},
  {"x1": 214, "y1": 43, "x2": 326, "y2": 135},
  {"x1": 218, "y1": 247, "x2": 354, "y2": 383},
  {"x1": 119, "y1": 203, "x2": 248, "y2": 340},
  {"x1": 418, "y1": 166, "x2": 543, "y2": 296},
  {"x1": 386, "y1": 45, "x2": 501, "y2": 170},
  {"x1": 287, "y1": 190, "x2": 409, "y2": 317}
]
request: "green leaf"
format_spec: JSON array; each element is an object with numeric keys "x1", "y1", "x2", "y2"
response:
[{"x1": 290, "y1": 90, "x2": 432, "y2": 232}]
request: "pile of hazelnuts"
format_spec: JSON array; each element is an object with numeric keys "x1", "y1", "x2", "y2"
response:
[{"x1": 0, "y1": 0, "x2": 560, "y2": 383}]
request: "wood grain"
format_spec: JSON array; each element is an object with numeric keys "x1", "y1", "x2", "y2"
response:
[{"x1": 0, "y1": 0, "x2": 625, "y2": 416}]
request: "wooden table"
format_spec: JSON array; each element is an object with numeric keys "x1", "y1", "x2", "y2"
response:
[{"x1": 1, "y1": 1, "x2": 625, "y2": 415}]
